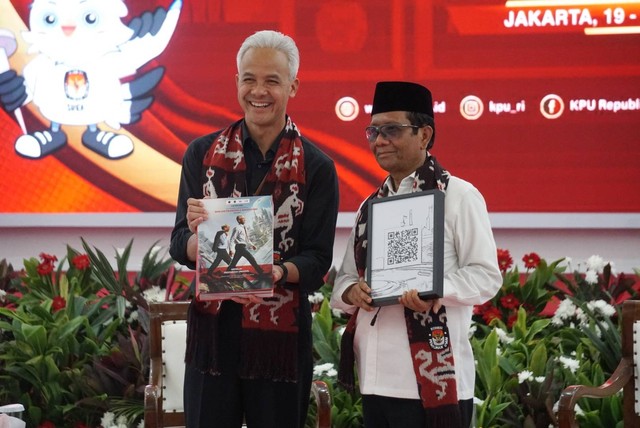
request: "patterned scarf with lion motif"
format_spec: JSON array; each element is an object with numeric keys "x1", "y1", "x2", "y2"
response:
[
  {"x1": 185, "y1": 117, "x2": 305, "y2": 381},
  {"x1": 338, "y1": 154, "x2": 463, "y2": 427}
]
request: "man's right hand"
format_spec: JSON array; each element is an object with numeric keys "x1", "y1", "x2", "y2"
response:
[
  {"x1": 186, "y1": 198, "x2": 208, "y2": 233},
  {"x1": 343, "y1": 277, "x2": 375, "y2": 311}
]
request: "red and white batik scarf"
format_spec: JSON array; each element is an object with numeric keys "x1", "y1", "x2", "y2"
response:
[
  {"x1": 338, "y1": 154, "x2": 463, "y2": 427},
  {"x1": 185, "y1": 117, "x2": 305, "y2": 381}
]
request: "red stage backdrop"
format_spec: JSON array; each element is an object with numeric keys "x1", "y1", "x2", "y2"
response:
[{"x1": 1, "y1": 0, "x2": 639, "y2": 218}]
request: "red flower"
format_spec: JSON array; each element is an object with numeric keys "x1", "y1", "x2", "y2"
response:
[
  {"x1": 481, "y1": 305, "x2": 502, "y2": 324},
  {"x1": 96, "y1": 287, "x2": 111, "y2": 309},
  {"x1": 139, "y1": 276, "x2": 152, "y2": 290},
  {"x1": 1, "y1": 291, "x2": 23, "y2": 311},
  {"x1": 38, "y1": 421, "x2": 56, "y2": 428},
  {"x1": 36, "y1": 261, "x2": 54, "y2": 275},
  {"x1": 96, "y1": 288, "x2": 110, "y2": 298},
  {"x1": 507, "y1": 313, "x2": 518, "y2": 328},
  {"x1": 37, "y1": 253, "x2": 58, "y2": 275},
  {"x1": 497, "y1": 248, "x2": 513, "y2": 272},
  {"x1": 473, "y1": 301, "x2": 492, "y2": 315},
  {"x1": 500, "y1": 293, "x2": 520, "y2": 310},
  {"x1": 52, "y1": 296, "x2": 66, "y2": 312},
  {"x1": 72, "y1": 254, "x2": 90, "y2": 270},
  {"x1": 522, "y1": 252, "x2": 541, "y2": 269},
  {"x1": 39, "y1": 253, "x2": 58, "y2": 264}
]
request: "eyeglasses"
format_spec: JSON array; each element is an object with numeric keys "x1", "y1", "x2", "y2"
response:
[{"x1": 365, "y1": 124, "x2": 420, "y2": 143}]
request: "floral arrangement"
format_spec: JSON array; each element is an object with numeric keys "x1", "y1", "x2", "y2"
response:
[
  {"x1": 472, "y1": 249, "x2": 638, "y2": 427},
  {"x1": 0, "y1": 239, "x2": 190, "y2": 428},
  {"x1": 311, "y1": 250, "x2": 639, "y2": 428},
  {"x1": 2, "y1": 242, "x2": 638, "y2": 428}
]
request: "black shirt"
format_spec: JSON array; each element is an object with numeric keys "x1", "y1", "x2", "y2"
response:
[
  {"x1": 169, "y1": 119, "x2": 339, "y2": 295},
  {"x1": 242, "y1": 124, "x2": 280, "y2": 195}
]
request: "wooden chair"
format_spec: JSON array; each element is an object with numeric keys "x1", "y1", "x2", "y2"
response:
[
  {"x1": 557, "y1": 299, "x2": 640, "y2": 427},
  {"x1": 144, "y1": 301, "x2": 332, "y2": 428}
]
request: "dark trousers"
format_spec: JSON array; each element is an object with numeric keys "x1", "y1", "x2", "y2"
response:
[
  {"x1": 207, "y1": 249, "x2": 231, "y2": 274},
  {"x1": 362, "y1": 394, "x2": 474, "y2": 428},
  {"x1": 184, "y1": 365, "x2": 309, "y2": 428},
  {"x1": 183, "y1": 301, "x2": 312, "y2": 428},
  {"x1": 226, "y1": 243, "x2": 262, "y2": 273}
]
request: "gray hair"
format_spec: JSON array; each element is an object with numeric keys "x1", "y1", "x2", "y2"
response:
[{"x1": 236, "y1": 30, "x2": 300, "y2": 81}]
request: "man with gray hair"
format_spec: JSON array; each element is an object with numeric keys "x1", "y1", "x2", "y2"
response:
[{"x1": 170, "y1": 30, "x2": 339, "y2": 427}]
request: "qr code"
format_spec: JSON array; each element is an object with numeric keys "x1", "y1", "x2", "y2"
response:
[{"x1": 386, "y1": 228, "x2": 419, "y2": 266}]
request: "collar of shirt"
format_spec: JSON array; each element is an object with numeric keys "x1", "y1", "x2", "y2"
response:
[
  {"x1": 382, "y1": 172, "x2": 417, "y2": 196},
  {"x1": 241, "y1": 120, "x2": 283, "y2": 158},
  {"x1": 241, "y1": 121, "x2": 284, "y2": 194}
]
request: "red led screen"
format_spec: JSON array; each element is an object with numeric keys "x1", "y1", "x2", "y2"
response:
[{"x1": 1, "y1": 0, "x2": 639, "y2": 216}]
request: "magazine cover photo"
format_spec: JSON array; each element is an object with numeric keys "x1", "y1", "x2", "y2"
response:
[{"x1": 196, "y1": 196, "x2": 274, "y2": 300}]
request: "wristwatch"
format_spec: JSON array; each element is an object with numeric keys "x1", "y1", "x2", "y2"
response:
[{"x1": 276, "y1": 262, "x2": 288, "y2": 286}]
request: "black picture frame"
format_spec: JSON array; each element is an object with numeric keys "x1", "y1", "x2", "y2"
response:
[{"x1": 366, "y1": 190, "x2": 445, "y2": 306}]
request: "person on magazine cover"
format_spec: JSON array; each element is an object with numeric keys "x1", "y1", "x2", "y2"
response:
[
  {"x1": 206, "y1": 224, "x2": 231, "y2": 275},
  {"x1": 169, "y1": 30, "x2": 339, "y2": 428},
  {"x1": 330, "y1": 81, "x2": 502, "y2": 428},
  {"x1": 226, "y1": 215, "x2": 263, "y2": 275}
]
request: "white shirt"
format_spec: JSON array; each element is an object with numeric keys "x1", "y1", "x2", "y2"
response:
[
  {"x1": 331, "y1": 174, "x2": 502, "y2": 400},
  {"x1": 229, "y1": 224, "x2": 253, "y2": 252},
  {"x1": 215, "y1": 231, "x2": 229, "y2": 251}
]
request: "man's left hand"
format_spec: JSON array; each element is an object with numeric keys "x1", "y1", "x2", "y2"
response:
[{"x1": 399, "y1": 290, "x2": 442, "y2": 313}]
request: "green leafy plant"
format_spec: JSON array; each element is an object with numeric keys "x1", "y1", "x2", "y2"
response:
[
  {"x1": 0, "y1": 240, "x2": 189, "y2": 428},
  {"x1": 308, "y1": 251, "x2": 638, "y2": 427},
  {"x1": 308, "y1": 283, "x2": 363, "y2": 428},
  {"x1": 471, "y1": 250, "x2": 639, "y2": 427},
  {"x1": 2, "y1": 244, "x2": 638, "y2": 427}
]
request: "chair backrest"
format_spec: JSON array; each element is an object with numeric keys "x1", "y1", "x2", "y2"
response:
[
  {"x1": 144, "y1": 300, "x2": 332, "y2": 428},
  {"x1": 558, "y1": 299, "x2": 640, "y2": 427},
  {"x1": 145, "y1": 301, "x2": 190, "y2": 428}
]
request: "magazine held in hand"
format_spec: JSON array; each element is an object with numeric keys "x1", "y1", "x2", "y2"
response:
[{"x1": 196, "y1": 196, "x2": 274, "y2": 300}]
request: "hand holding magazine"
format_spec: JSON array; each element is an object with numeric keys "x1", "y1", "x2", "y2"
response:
[{"x1": 196, "y1": 196, "x2": 274, "y2": 300}]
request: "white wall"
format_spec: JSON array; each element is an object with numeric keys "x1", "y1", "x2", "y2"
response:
[{"x1": 1, "y1": 213, "x2": 639, "y2": 274}]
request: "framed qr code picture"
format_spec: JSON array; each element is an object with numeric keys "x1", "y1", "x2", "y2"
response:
[{"x1": 366, "y1": 190, "x2": 445, "y2": 306}]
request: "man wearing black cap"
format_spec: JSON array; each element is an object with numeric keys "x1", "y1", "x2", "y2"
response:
[{"x1": 331, "y1": 81, "x2": 502, "y2": 427}]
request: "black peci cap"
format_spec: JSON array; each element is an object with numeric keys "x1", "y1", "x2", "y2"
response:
[
  {"x1": 371, "y1": 81, "x2": 436, "y2": 148},
  {"x1": 371, "y1": 81, "x2": 434, "y2": 116}
]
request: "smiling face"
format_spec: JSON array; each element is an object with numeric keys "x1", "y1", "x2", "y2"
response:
[
  {"x1": 236, "y1": 47, "x2": 299, "y2": 138},
  {"x1": 369, "y1": 111, "x2": 432, "y2": 186}
]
